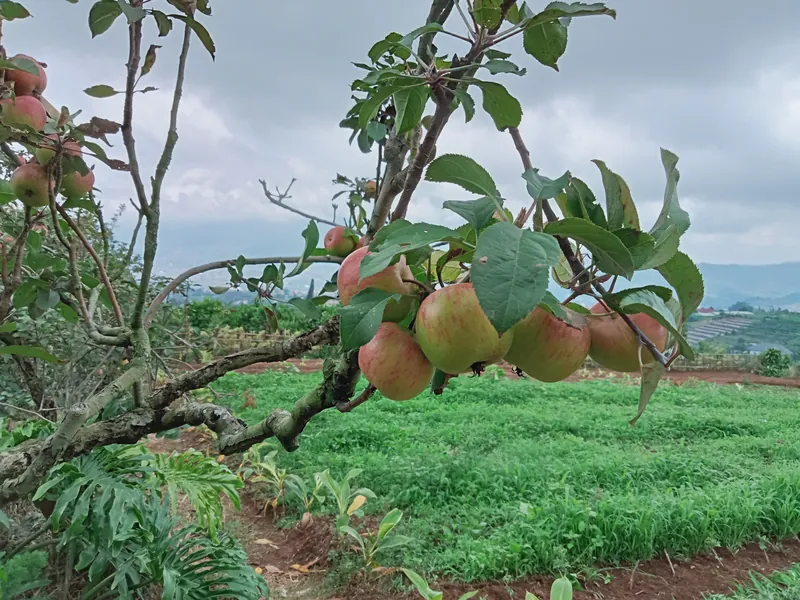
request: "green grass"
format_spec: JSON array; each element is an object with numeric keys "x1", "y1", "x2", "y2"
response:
[
  {"x1": 211, "y1": 370, "x2": 800, "y2": 583},
  {"x1": 705, "y1": 565, "x2": 800, "y2": 599}
]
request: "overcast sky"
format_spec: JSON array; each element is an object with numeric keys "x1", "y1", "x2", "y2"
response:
[{"x1": 7, "y1": 0, "x2": 800, "y2": 286}]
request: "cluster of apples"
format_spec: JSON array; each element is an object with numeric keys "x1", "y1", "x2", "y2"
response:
[
  {"x1": 328, "y1": 226, "x2": 668, "y2": 401},
  {"x1": 0, "y1": 55, "x2": 95, "y2": 207}
]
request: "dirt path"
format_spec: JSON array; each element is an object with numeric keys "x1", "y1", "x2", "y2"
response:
[{"x1": 147, "y1": 431, "x2": 800, "y2": 600}]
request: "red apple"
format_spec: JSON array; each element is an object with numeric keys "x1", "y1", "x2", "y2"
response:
[
  {"x1": 358, "y1": 323, "x2": 434, "y2": 401},
  {"x1": 10, "y1": 163, "x2": 51, "y2": 207},
  {"x1": 324, "y1": 226, "x2": 356, "y2": 257},
  {"x1": 35, "y1": 134, "x2": 82, "y2": 165},
  {"x1": 415, "y1": 282, "x2": 514, "y2": 375},
  {"x1": 0, "y1": 96, "x2": 47, "y2": 131},
  {"x1": 5, "y1": 54, "x2": 47, "y2": 96},
  {"x1": 337, "y1": 246, "x2": 415, "y2": 322},
  {"x1": 587, "y1": 302, "x2": 668, "y2": 372},
  {"x1": 364, "y1": 179, "x2": 377, "y2": 198},
  {"x1": 504, "y1": 307, "x2": 590, "y2": 382},
  {"x1": 60, "y1": 167, "x2": 95, "y2": 199}
]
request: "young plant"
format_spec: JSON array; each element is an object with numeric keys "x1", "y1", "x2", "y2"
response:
[
  {"x1": 401, "y1": 568, "x2": 478, "y2": 600},
  {"x1": 338, "y1": 508, "x2": 413, "y2": 573},
  {"x1": 238, "y1": 444, "x2": 291, "y2": 514},
  {"x1": 286, "y1": 472, "x2": 326, "y2": 515},
  {"x1": 315, "y1": 468, "x2": 377, "y2": 529},
  {"x1": 527, "y1": 577, "x2": 574, "y2": 600}
]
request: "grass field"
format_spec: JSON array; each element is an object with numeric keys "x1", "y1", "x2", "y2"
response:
[{"x1": 212, "y1": 370, "x2": 800, "y2": 584}]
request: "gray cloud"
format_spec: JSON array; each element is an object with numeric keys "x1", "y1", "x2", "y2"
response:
[{"x1": 6, "y1": 0, "x2": 800, "y2": 284}]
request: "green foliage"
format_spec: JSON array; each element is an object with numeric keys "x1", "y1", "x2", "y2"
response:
[
  {"x1": 338, "y1": 508, "x2": 413, "y2": 571},
  {"x1": 0, "y1": 551, "x2": 49, "y2": 599},
  {"x1": 186, "y1": 297, "x2": 335, "y2": 334},
  {"x1": 705, "y1": 563, "x2": 800, "y2": 599},
  {"x1": 757, "y1": 349, "x2": 793, "y2": 378},
  {"x1": 216, "y1": 370, "x2": 800, "y2": 582},
  {"x1": 0, "y1": 418, "x2": 55, "y2": 450}
]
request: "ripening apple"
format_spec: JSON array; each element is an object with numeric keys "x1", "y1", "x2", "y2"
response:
[
  {"x1": 10, "y1": 163, "x2": 51, "y2": 207},
  {"x1": 364, "y1": 179, "x2": 377, "y2": 198},
  {"x1": 0, "y1": 96, "x2": 47, "y2": 131},
  {"x1": 358, "y1": 323, "x2": 434, "y2": 401},
  {"x1": 337, "y1": 246, "x2": 415, "y2": 322},
  {"x1": 60, "y1": 167, "x2": 95, "y2": 199},
  {"x1": 587, "y1": 302, "x2": 668, "y2": 372},
  {"x1": 35, "y1": 134, "x2": 82, "y2": 165},
  {"x1": 415, "y1": 283, "x2": 514, "y2": 375},
  {"x1": 504, "y1": 307, "x2": 590, "y2": 382},
  {"x1": 5, "y1": 54, "x2": 47, "y2": 96},
  {"x1": 324, "y1": 226, "x2": 356, "y2": 257},
  {"x1": 355, "y1": 235, "x2": 368, "y2": 250}
]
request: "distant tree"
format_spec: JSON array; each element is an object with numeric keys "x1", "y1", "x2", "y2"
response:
[{"x1": 729, "y1": 301, "x2": 755, "y2": 312}]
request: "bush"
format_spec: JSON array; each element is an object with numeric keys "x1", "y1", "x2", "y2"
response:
[{"x1": 757, "y1": 348, "x2": 793, "y2": 378}]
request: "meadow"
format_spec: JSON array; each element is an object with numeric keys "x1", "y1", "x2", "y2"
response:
[{"x1": 212, "y1": 369, "x2": 800, "y2": 584}]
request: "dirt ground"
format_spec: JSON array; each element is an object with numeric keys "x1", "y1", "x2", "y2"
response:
[{"x1": 147, "y1": 426, "x2": 800, "y2": 600}]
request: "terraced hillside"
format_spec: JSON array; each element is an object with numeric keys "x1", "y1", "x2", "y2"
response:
[{"x1": 686, "y1": 317, "x2": 753, "y2": 345}]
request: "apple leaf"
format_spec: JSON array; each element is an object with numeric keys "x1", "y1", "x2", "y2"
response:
[
  {"x1": 613, "y1": 228, "x2": 655, "y2": 270},
  {"x1": 555, "y1": 177, "x2": 607, "y2": 228},
  {"x1": 551, "y1": 240, "x2": 577, "y2": 288},
  {"x1": 287, "y1": 220, "x2": 319, "y2": 278},
  {"x1": 638, "y1": 224, "x2": 680, "y2": 270},
  {"x1": 152, "y1": 10, "x2": 173, "y2": 36},
  {"x1": 171, "y1": 14, "x2": 216, "y2": 60},
  {"x1": 0, "y1": 0, "x2": 30, "y2": 20},
  {"x1": 592, "y1": 159, "x2": 639, "y2": 230},
  {"x1": 0, "y1": 57, "x2": 38, "y2": 76},
  {"x1": 393, "y1": 86, "x2": 429, "y2": 135},
  {"x1": 616, "y1": 289, "x2": 694, "y2": 360},
  {"x1": 523, "y1": 19, "x2": 568, "y2": 70},
  {"x1": 523, "y1": 169, "x2": 571, "y2": 201},
  {"x1": 481, "y1": 59, "x2": 527, "y2": 76},
  {"x1": 656, "y1": 250, "x2": 705, "y2": 320},
  {"x1": 472, "y1": 222, "x2": 562, "y2": 334},
  {"x1": 208, "y1": 286, "x2": 229, "y2": 295},
  {"x1": 0, "y1": 180, "x2": 15, "y2": 206},
  {"x1": 650, "y1": 148, "x2": 690, "y2": 239},
  {"x1": 116, "y1": 0, "x2": 145, "y2": 22},
  {"x1": 425, "y1": 154, "x2": 498, "y2": 197},
  {"x1": 399, "y1": 22, "x2": 444, "y2": 49},
  {"x1": 452, "y1": 88, "x2": 476, "y2": 123},
  {"x1": 442, "y1": 197, "x2": 500, "y2": 231},
  {"x1": 605, "y1": 285, "x2": 673, "y2": 304},
  {"x1": 35, "y1": 290, "x2": 60, "y2": 312},
  {"x1": 340, "y1": 289, "x2": 399, "y2": 350},
  {"x1": 84, "y1": 85, "x2": 119, "y2": 98},
  {"x1": 537, "y1": 290, "x2": 569, "y2": 321},
  {"x1": 544, "y1": 218, "x2": 635, "y2": 278},
  {"x1": 360, "y1": 222, "x2": 459, "y2": 280},
  {"x1": 139, "y1": 44, "x2": 161, "y2": 79},
  {"x1": 522, "y1": 2, "x2": 616, "y2": 27},
  {"x1": 359, "y1": 84, "x2": 406, "y2": 128},
  {"x1": 473, "y1": 80, "x2": 523, "y2": 130},
  {"x1": 631, "y1": 361, "x2": 666, "y2": 426},
  {"x1": 288, "y1": 297, "x2": 322, "y2": 320},
  {"x1": 0, "y1": 345, "x2": 59, "y2": 363},
  {"x1": 89, "y1": 0, "x2": 123, "y2": 37}
]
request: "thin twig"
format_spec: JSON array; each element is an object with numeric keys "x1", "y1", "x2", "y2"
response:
[
  {"x1": 0, "y1": 402, "x2": 54, "y2": 423},
  {"x1": 337, "y1": 384, "x2": 376, "y2": 413},
  {"x1": 259, "y1": 179, "x2": 341, "y2": 227}
]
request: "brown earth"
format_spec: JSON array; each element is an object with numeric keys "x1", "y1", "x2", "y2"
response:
[{"x1": 147, "y1": 431, "x2": 800, "y2": 600}]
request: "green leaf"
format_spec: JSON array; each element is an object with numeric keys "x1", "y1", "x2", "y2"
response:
[
  {"x1": 472, "y1": 0, "x2": 503, "y2": 27},
  {"x1": 57, "y1": 302, "x2": 79, "y2": 323},
  {"x1": 551, "y1": 240, "x2": 577, "y2": 288},
  {"x1": 0, "y1": 1, "x2": 31, "y2": 20},
  {"x1": 13, "y1": 279, "x2": 39, "y2": 309},
  {"x1": 0, "y1": 508, "x2": 9, "y2": 528},
  {"x1": 35, "y1": 289, "x2": 60, "y2": 311},
  {"x1": 171, "y1": 14, "x2": 216, "y2": 60},
  {"x1": 0, "y1": 322, "x2": 16, "y2": 333},
  {"x1": 0, "y1": 345, "x2": 59, "y2": 362},
  {"x1": 458, "y1": 593, "x2": 480, "y2": 600},
  {"x1": 366, "y1": 121, "x2": 388, "y2": 141},
  {"x1": 484, "y1": 49, "x2": 512, "y2": 60},
  {"x1": 630, "y1": 361, "x2": 665, "y2": 427},
  {"x1": 393, "y1": 85, "x2": 429, "y2": 135},
  {"x1": 0, "y1": 179, "x2": 15, "y2": 205},
  {"x1": 339, "y1": 289, "x2": 398, "y2": 349},
  {"x1": 606, "y1": 285, "x2": 672, "y2": 304},
  {"x1": 402, "y1": 568, "x2": 443, "y2": 600},
  {"x1": 287, "y1": 297, "x2": 322, "y2": 320},
  {"x1": 425, "y1": 153, "x2": 498, "y2": 197},
  {"x1": 139, "y1": 44, "x2": 160, "y2": 78},
  {"x1": 162, "y1": 567, "x2": 177, "y2": 600},
  {"x1": 556, "y1": 177, "x2": 606, "y2": 228},
  {"x1": 376, "y1": 534, "x2": 413, "y2": 551},
  {"x1": 592, "y1": 159, "x2": 639, "y2": 230},
  {"x1": 639, "y1": 224, "x2": 680, "y2": 270},
  {"x1": 0, "y1": 56, "x2": 38, "y2": 75},
  {"x1": 377, "y1": 508, "x2": 403, "y2": 539},
  {"x1": 152, "y1": 10, "x2": 172, "y2": 36},
  {"x1": 537, "y1": 290, "x2": 568, "y2": 321},
  {"x1": 656, "y1": 250, "x2": 705, "y2": 320},
  {"x1": 89, "y1": 0, "x2": 123, "y2": 37},
  {"x1": 287, "y1": 220, "x2": 319, "y2": 278},
  {"x1": 61, "y1": 197, "x2": 97, "y2": 211},
  {"x1": 399, "y1": 23, "x2": 444, "y2": 48},
  {"x1": 523, "y1": 19, "x2": 568, "y2": 70},
  {"x1": 544, "y1": 218, "x2": 635, "y2": 278},
  {"x1": 361, "y1": 222, "x2": 459, "y2": 280},
  {"x1": 523, "y1": 168, "x2": 570, "y2": 200},
  {"x1": 452, "y1": 88, "x2": 475, "y2": 123},
  {"x1": 473, "y1": 80, "x2": 523, "y2": 130},
  {"x1": 84, "y1": 84, "x2": 119, "y2": 98},
  {"x1": 550, "y1": 576, "x2": 574, "y2": 600},
  {"x1": 442, "y1": 197, "x2": 499, "y2": 231},
  {"x1": 617, "y1": 289, "x2": 694, "y2": 360},
  {"x1": 482, "y1": 59, "x2": 527, "y2": 76},
  {"x1": 358, "y1": 84, "x2": 405, "y2": 128},
  {"x1": 116, "y1": 0, "x2": 145, "y2": 22},
  {"x1": 472, "y1": 221, "x2": 562, "y2": 333},
  {"x1": 613, "y1": 228, "x2": 655, "y2": 270},
  {"x1": 650, "y1": 148, "x2": 690, "y2": 239},
  {"x1": 524, "y1": 2, "x2": 616, "y2": 27}
]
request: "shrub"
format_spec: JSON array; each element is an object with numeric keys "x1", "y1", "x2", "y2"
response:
[{"x1": 757, "y1": 348, "x2": 793, "y2": 378}]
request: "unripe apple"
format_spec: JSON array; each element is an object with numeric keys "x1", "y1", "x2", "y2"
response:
[
  {"x1": 0, "y1": 96, "x2": 47, "y2": 131},
  {"x1": 10, "y1": 163, "x2": 51, "y2": 207},
  {"x1": 337, "y1": 246, "x2": 415, "y2": 322},
  {"x1": 364, "y1": 179, "x2": 377, "y2": 198},
  {"x1": 61, "y1": 168, "x2": 95, "y2": 199},
  {"x1": 358, "y1": 323, "x2": 434, "y2": 400},
  {"x1": 35, "y1": 134, "x2": 82, "y2": 165},
  {"x1": 324, "y1": 226, "x2": 356, "y2": 257},
  {"x1": 587, "y1": 302, "x2": 668, "y2": 372},
  {"x1": 415, "y1": 283, "x2": 514, "y2": 375},
  {"x1": 505, "y1": 307, "x2": 590, "y2": 382},
  {"x1": 355, "y1": 235, "x2": 368, "y2": 250},
  {"x1": 5, "y1": 54, "x2": 47, "y2": 96}
]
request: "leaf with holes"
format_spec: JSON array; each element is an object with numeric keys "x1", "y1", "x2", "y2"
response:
[
  {"x1": 592, "y1": 159, "x2": 639, "y2": 230},
  {"x1": 545, "y1": 218, "x2": 635, "y2": 278},
  {"x1": 656, "y1": 251, "x2": 705, "y2": 320},
  {"x1": 472, "y1": 222, "x2": 561, "y2": 333},
  {"x1": 425, "y1": 154, "x2": 498, "y2": 197},
  {"x1": 473, "y1": 80, "x2": 522, "y2": 130}
]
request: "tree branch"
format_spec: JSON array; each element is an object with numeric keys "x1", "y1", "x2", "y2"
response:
[
  {"x1": 121, "y1": 14, "x2": 150, "y2": 216},
  {"x1": 259, "y1": 179, "x2": 341, "y2": 228},
  {"x1": 144, "y1": 255, "x2": 342, "y2": 327}
]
